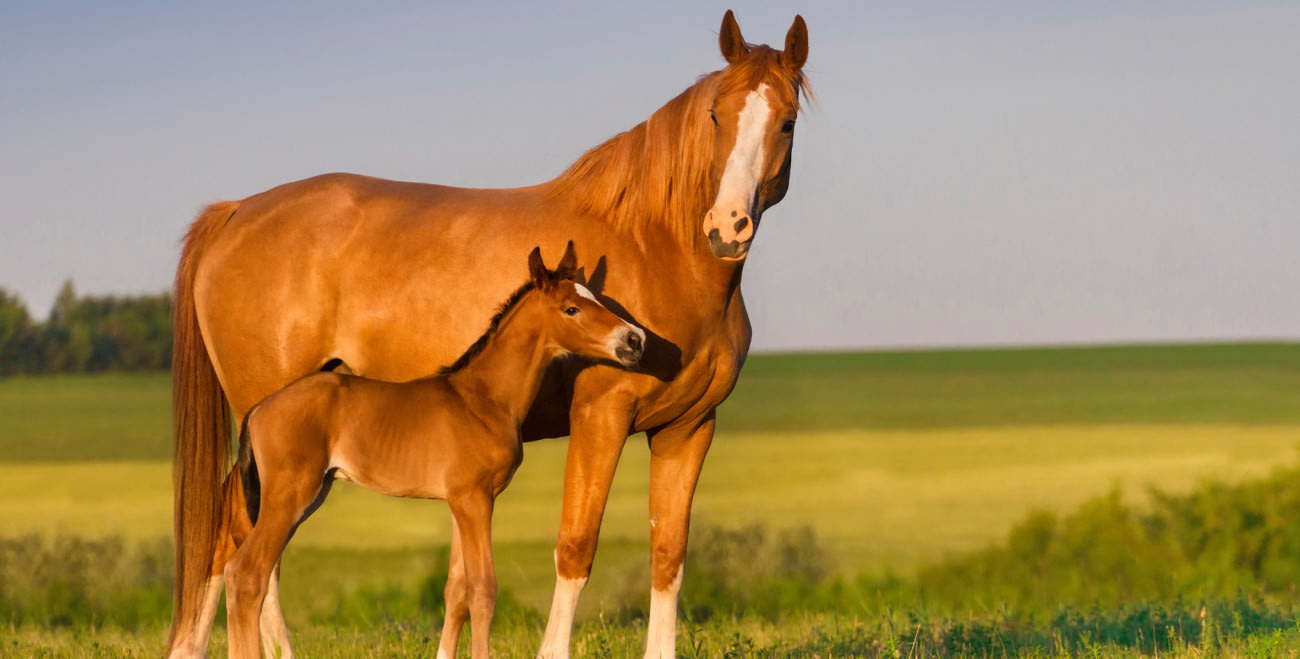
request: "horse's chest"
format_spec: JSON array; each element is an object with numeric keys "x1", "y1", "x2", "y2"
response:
[{"x1": 635, "y1": 340, "x2": 745, "y2": 429}]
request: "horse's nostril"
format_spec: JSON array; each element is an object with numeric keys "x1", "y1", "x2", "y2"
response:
[
  {"x1": 627, "y1": 332, "x2": 643, "y2": 351},
  {"x1": 733, "y1": 216, "x2": 749, "y2": 233}
]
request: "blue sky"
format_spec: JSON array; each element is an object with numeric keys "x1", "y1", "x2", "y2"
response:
[{"x1": 2, "y1": 1, "x2": 1297, "y2": 350}]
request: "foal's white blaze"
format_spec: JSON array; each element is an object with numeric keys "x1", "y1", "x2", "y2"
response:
[
  {"x1": 572, "y1": 282, "x2": 645, "y2": 358},
  {"x1": 644, "y1": 564, "x2": 685, "y2": 659},
  {"x1": 714, "y1": 83, "x2": 773, "y2": 221},
  {"x1": 537, "y1": 552, "x2": 587, "y2": 659},
  {"x1": 574, "y1": 283, "x2": 599, "y2": 303}
]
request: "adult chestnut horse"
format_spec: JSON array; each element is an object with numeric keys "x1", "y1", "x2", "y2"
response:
[{"x1": 167, "y1": 10, "x2": 810, "y2": 659}]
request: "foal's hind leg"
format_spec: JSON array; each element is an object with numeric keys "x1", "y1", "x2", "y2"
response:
[
  {"x1": 437, "y1": 521, "x2": 469, "y2": 658},
  {"x1": 226, "y1": 479, "x2": 320, "y2": 659}
]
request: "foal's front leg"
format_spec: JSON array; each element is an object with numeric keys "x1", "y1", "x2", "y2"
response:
[
  {"x1": 449, "y1": 493, "x2": 497, "y2": 659},
  {"x1": 437, "y1": 521, "x2": 468, "y2": 658}
]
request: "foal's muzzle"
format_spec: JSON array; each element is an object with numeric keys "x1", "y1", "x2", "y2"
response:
[{"x1": 615, "y1": 327, "x2": 645, "y2": 367}]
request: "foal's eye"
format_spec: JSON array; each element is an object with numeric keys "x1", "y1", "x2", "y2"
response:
[
  {"x1": 781, "y1": 119, "x2": 796, "y2": 134},
  {"x1": 709, "y1": 110, "x2": 718, "y2": 126},
  {"x1": 564, "y1": 306, "x2": 580, "y2": 316}
]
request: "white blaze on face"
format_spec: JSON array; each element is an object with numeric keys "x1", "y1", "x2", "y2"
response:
[
  {"x1": 714, "y1": 83, "x2": 773, "y2": 217},
  {"x1": 572, "y1": 282, "x2": 643, "y2": 356},
  {"x1": 574, "y1": 283, "x2": 599, "y2": 303}
]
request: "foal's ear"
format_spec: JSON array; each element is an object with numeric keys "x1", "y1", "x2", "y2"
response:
[
  {"x1": 554, "y1": 240, "x2": 578, "y2": 281},
  {"x1": 719, "y1": 10, "x2": 748, "y2": 65},
  {"x1": 528, "y1": 246, "x2": 553, "y2": 290},
  {"x1": 782, "y1": 15, "x2": 808, "y2": 71}
]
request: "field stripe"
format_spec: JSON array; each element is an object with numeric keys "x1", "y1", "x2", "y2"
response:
[{"x1": 2, "y1": 425, "x2": 1297, "y2": 574}]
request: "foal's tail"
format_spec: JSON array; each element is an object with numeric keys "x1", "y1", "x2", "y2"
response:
[
  {"x1": 167, "y1": 201, "x2": 238, "y2": 652},
  {"x1": 237, "y1": 415, "x2": 261, "y2": 526}
]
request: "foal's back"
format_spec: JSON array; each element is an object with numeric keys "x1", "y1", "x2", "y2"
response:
[{"x1": 246, "y1": 372, "x2": 521, "y2": 502}]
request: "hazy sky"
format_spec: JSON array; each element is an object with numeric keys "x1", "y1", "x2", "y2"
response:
[{"x1": 2, "y1": 1, "x2": 1297, "y2": 351}]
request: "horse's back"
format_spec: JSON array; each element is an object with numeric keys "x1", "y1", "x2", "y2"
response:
[{"x1": 192, "y1": 174, "x2": 562, "y2": 414}]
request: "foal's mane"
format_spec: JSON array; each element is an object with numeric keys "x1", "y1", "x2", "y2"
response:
[
  {"x1": 549, "y1": 46, "x2": 811, "y2": 244},
  {"x1": 437, "y1": 281, "x2": 538, "y2": 376},
  {"x1": 437, "y1": 266, "x2": 579, "y2": 376}
]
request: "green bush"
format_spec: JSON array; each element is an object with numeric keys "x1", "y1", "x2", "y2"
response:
[
  {"x1": 613, "y1": 523, "x2": 834, "y2": 622},
  {"x1": 914, "y1": 465, "x2": 1300, "y2": 613},
  {"x1": 0, "y1": 534, "x2": 173, "y2": 629}
]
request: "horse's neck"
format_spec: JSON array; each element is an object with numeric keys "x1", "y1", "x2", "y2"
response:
[{"x1": 445, "y1": 316, "x2": 551, "y2": 425}]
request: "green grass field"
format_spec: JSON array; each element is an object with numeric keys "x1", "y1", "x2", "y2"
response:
[
  {"x1": 3, "y1": 341, "x2": 1300, "y2": 656},
  {"x1": 3, "y1": 342, "x2": 1297, "y2": 460}
]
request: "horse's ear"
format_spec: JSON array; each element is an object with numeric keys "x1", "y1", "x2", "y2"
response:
[
  {"x1": 528, "y1": 247, "x2": 553, "y2": 289},
  {"x1": 555, "y1": 240, "x2": 578, "y2": 281},
  {"x1": 719, "y1": 10, "x2": 748, "y2": 65},
  {"x1": 782, "y1": 15, "x2": 808, "y2": 71}
]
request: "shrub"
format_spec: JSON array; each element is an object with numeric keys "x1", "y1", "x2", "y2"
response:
[
  {"x1": 914, "y1": 465, "x2": 1300, "y2": 613},
  {"x1": 614, "y1": 522, "x2": 834, "y2": 622},
  {"x1": 0, "y1": 534, "x2": 173, "y2": 629}
]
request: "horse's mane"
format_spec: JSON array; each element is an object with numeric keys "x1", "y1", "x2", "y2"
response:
[{"x1": 549, "y1": 46, "x2": 812, "y2": 244}]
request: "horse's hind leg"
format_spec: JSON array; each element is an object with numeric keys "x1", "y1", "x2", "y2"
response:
[
  {"x1": 175, "y1": 466, "x2": 252, "y2": 659},
  {"x1": 258, "y1": 566, "x2": 293, "y2": 659},
  {"x1": 437, "y1": 521, "x2": 468, "y2": 658}
]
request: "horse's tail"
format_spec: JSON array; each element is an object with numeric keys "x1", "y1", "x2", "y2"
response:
[
  {"x1": 237, "y1": 412, "x2": 261, "y2": 526},
  {"x1": 167, "y1": 201, "x2": 238, "y2": 651}
]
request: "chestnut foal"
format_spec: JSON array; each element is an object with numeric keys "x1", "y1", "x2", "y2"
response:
[{"x1": 223, "y1": 247, "x2": 645, "y2": 659}]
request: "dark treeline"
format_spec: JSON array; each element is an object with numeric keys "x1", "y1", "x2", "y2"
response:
[{"x1": 0, "y1": 281, "x2": 171, "y2": 376}]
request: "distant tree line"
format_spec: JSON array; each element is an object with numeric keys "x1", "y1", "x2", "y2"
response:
[{"x1": 0, "y1": 281, "x2": 171, "y2": 376}]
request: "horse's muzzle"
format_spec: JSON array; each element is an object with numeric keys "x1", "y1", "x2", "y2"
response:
[{"x1": 707, "y1": 228, "x2": 750, "y2": 260}]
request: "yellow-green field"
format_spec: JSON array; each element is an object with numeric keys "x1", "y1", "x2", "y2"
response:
[
  {"x1": 4, "y1": 425, "x2": 1298, "y2": 614},
  {"x1": 5, "y1": 343, "x2": 1300, "y2": 656}
]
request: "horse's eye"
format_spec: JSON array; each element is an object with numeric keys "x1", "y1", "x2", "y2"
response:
[
  {"x1": 781, "y1": 119, "x2": 795, "y2": 134},
  {"x1": 709, "y1": 110, "x2": 718, "y2": 126},
  {"x1": 565, "y1": 306, "x2": 580, "y2": 316}
]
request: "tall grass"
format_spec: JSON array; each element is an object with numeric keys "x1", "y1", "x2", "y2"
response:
[{"x1": 11, "y1": 463, "x2": 1300, "y2": 656}]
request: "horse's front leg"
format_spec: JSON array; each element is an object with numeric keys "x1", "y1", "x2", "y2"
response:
[
  {"x1": 536, "y1": 397, "x2": 634, "y2": 659},
  {"x1": 644, "y1": 413, "x2": 716, "y2": 659}
]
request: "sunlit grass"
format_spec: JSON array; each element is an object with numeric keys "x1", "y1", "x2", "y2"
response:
[
  {"x1": 4, "y1": 425, "x2": 1297, "y2": 617},
  {"x1": 13, "y1": 610, "x2": 1300, "y2": 658},
  {"x1": 5, "y1": 344, "x2": 1300, "y2": 655}
]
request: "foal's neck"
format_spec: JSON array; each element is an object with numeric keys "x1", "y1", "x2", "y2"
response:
[{"x1": 445, "y1": 310, "x2": 554, "y2": 426}]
